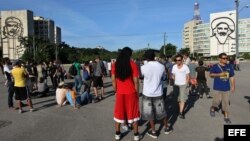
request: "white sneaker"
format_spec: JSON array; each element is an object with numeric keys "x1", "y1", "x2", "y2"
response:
[
  {"x1": 115, "y1": 133, "x2": 121, "y2": 140},
  {"x1": 30, "y1": 108, "x2": 34, "y2": 112},
  {"x1": 18, "y1": 109, "x2": 23, "y2": 114},
  {"x1": 134, "y1": 133, "x2": 141, "y2": 141}
]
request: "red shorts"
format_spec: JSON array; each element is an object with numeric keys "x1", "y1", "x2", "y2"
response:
[{"x1": 114, "y1": 93, "x2": 140, "y2": 123}]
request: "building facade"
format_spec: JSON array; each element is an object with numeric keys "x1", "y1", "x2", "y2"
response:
[
  {"x1": 55, "y1": 26, "x2": 61, "y2": 44},
  {"x1": 183, "y1": 20, "x2": 202, "y2": 54},
  {"x1": 1, "y1": 10, "x2": 34, "y2": 60},
  {"x1": 193, "y1": 23, "x2": 210, "y2": 57},
  {"x1": 34, "y1": 16, "x2": 55, "y2": 43},
  {"x1": 238, "y1": 18, "x2": 250, "y2": 53}
]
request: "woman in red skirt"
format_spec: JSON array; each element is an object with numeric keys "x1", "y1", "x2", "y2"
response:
[{"x1": 111, "y1": 47, "x2": 140, "y2": 141}]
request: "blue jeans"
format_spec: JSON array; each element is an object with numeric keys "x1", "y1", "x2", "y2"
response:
[
  {"x1": 74, "y1": 75, "x2": 82, "y2": 92},
  {"x1": 76, "y1": 91, "x2": 92, "y2": 105}
]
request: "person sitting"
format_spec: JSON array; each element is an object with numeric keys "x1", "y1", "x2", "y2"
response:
[
  {"x1": 56, "y1": 82, "x2": 67, "y2": 107},
  {"x1": 36, "y1": 77, "x2": 49, "y2": 97},
  {"x1": 65, "y1": 83, "x2": 80, "y2": 109}
]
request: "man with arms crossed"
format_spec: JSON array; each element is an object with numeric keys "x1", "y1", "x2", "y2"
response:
[{"x1": 141, "y1": 50, "x2": 173, "y2": 139}]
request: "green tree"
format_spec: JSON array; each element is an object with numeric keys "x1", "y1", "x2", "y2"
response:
[
  {"x1": 178, "y1": 48, "x2": 190, "y2": 55},
  {"x1": 160, "y1": 43, "x2": 177, "y2": 57},
  {"x1": 242, "y1": 53, "x2": 250, "y2": 59}
]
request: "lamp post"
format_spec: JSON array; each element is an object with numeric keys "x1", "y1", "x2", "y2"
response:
[
  {"x1": 235, "y1": 0, "x2": 239, "y2": 58},
  {"x1": 55, "y1": 44, "x2": 58, "y2": 61}
]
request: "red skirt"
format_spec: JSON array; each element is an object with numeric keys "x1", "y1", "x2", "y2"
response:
[{"x1": 114, "y1": 93, "x2": 140, "y2": 123}]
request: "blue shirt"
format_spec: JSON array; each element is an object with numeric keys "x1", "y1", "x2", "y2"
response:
[{"x1": 210, "y1": 63, "x2": 234, "y2": 91}]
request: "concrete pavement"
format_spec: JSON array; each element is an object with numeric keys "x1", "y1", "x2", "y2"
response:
[{"x1": 0, "y1": 62, "x2": 250, "y2": 141}]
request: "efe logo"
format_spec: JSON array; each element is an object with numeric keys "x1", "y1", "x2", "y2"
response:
[{"x1": 224, "y1": 125, "x2": 249, "y2": 141}]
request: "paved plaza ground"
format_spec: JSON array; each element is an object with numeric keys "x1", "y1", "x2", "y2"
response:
[{"x1": 0, "y1": 62, "x2": 250, "y2": 141}]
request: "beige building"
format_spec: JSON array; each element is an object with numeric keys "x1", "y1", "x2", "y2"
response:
[
  {"x1": 34, "y1": 16, "x2": 55, "y2": 43},
  {"x1": 238, "y1": 18, "x2": 250, "y2": 53},
  {"x1": 183, "y1": 19, "x2": 202, "y2": 54},
  {"x1": 193, "y1": 23, "x2": 210, "y2": 57},
  {"x1": 1, "y1": 10, "x2": 34, "y2": 60}
]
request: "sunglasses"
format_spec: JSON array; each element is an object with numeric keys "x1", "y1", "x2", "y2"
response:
[
  {"x1": 221, "y1": 57, "x2": 228, "y2": 60},
  {"x1": 176, "y1": 59, "x2": 182, "y2": 61}
]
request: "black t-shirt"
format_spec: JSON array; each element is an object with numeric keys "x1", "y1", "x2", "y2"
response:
[{"x1": 196, "y1": 66, "x2": 209, "y2": 82}]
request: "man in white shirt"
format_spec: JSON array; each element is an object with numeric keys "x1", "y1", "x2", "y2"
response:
[
  {"x1": 3, "y1": 57, "x2": 15, "y2": 109},
  {"x1": 141, "y1": 50, "x2": 173, "y2": 139},
  {"x1": 183, "y1": 53, "x2": 191, "y2": 66},
  {"x1": 172, "y1": 54, "x2": 190, "y2": 119}
]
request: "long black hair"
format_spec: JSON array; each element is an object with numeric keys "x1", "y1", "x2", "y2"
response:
[{"x1": 115, "y1": 47, "x2": 133, "y2": 81}]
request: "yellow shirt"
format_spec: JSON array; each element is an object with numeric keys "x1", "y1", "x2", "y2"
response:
[{"x1": 11, "y1": 67, "x2": 27, "y2": 87}]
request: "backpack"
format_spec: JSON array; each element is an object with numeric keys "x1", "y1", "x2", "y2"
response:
[
  {"x1": 69, "y1": 64, "x2": 77, "y2": 76},
  {"x1": 83, "y1": 69, "x2": 90, "y2": 80}
]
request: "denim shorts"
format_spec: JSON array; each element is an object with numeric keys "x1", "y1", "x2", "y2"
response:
[{"x1": 141, "y1": 95, "x2": 166, "y2": 120}]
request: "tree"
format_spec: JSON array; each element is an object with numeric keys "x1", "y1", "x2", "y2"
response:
[
  {"x1": 242, "y1": 53, "x2": 250, "y2": 59},
  {"x1": 178, "y1": 48, "x2": 190, "y2": 55},
  {"x1": 160, "y1": 43, "x2": 177, "y2": 57}
]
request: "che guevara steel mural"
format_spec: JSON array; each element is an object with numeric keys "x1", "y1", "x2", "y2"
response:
[
  {"x1": 210, "y1": 11, "x2": 236, "y2": 56},
  {"x1": 2, "y1": 17, "x2": 25, "y2": 58}
]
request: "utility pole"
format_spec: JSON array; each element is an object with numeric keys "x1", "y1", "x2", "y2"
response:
[
  {"x1": 164, "y1": 32, "x2": 166, "y2": 55},
  {"x1": 235, "y1": 0, "x2": 239, "y2": 58}
]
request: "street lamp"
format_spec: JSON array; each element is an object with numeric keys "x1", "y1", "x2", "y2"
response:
[{"x1": 235, "y1": 0, "x2": 249, "y2": 58}]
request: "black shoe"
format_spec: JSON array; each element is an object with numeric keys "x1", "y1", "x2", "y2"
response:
[
  {"x1": 224, "y1": 118, "x2": 232, "y2": 124},
  {"x1": 200, "y1": 95, "x2": 203, "y2": 99},
  {"x1": 179, "y1": 113, "x2": 185, "y2": 119},
  {"x1": 94, "y1": 97, "x2": 99, "y2": 103},
  {"x1": 147, "y1": 130, "x2": 157, "y2": 139},
  {"x1": 210, "y1": 110, "x2": 215, "y2": 117},
  {"x1": 164, "y1": 127, "x2": 173, "y2": 134}
]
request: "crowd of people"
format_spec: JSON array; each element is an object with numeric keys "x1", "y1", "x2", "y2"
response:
[
  {"x1": 1, "y1": 49, "x2": 235, "y2": 140},
  {"x1": 111, "y1": 49, "x2": 235, "y2": 140}
]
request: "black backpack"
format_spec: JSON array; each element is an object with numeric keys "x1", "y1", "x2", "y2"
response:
[{"x1": 69, "y1": 64, "x2": 77, "y2": 76}]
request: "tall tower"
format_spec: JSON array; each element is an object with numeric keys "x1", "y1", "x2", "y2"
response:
[{"x1": 193, "y1": 2, "x2": 201, "y2": 20}]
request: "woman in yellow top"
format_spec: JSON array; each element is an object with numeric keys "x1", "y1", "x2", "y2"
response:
[{"x1": 11, "y1": 60, "x2": 34, "y2": 114}]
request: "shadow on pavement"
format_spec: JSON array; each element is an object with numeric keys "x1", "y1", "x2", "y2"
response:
[
  {"x1": 165, "y1": 85, "x2": 199, "y2": 128},
  {"x1": 32, "y1": 98, "x2": 55, "y2": 106}
]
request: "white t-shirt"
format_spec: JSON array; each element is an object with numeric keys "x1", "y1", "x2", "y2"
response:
[
  {"x1": 56, "y1": 88, "x2": 66, "y2": 105},
  {"x1": 141, "y1": 61, "x2": 165, "y2": 97},
  {"x1": 107, "y1": 62, "x2": 111, "y2": 71},
  {"x1": 183, "y1": 57, "x2": 191, "y2": 65},
  {"x1": 172, "y1": 64, "x2": 190, "y2": 85}
]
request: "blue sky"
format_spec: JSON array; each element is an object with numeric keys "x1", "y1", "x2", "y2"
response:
[{"x1": 1, "y1": 0, "x2": 250, "y2": 51}]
